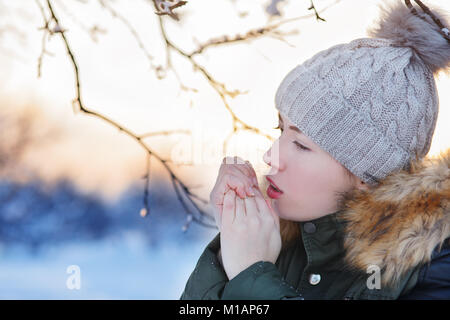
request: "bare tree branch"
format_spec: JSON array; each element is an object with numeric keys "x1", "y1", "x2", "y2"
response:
[
  {"x1": 138, "y1": 129, "x2": 191, "y2": 139},
  {"x1": 39, "y1": 0, "x2": 214, "y2": 229},
  {"x1": 156, "y1": 13, "x2": 279, "y2": 156},
  {"x1": 308, "y1": 0, "x2": 326, "y2": 22},
  {"x1": 152, "y1": 0, "x2": 188, "y2": 21},
  {"x1": 140, "y1": 153, "x2": 151, "y2": 218},
  {"x1": 35, "y1": 0, "x2": 53, "y2": 78}
]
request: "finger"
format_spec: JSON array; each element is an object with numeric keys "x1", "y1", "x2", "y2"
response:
[
  {"x1": 228, "y1": 169, "x2": 258, "y2": 194},
  {"x1": 244, "y1": 192, "x2": 259, "y2": 219},
  {"x1": 219, "y1": 157, "x2": 248, "y2": 188},
  {"x1": 224, "y1": 163, "x2": 255, "y2": 187},
  {"x1": 235, "y1": 195, "x2": 246, "y2": 223},
  {"x1": 226, "y1": 174, "x2": 254, "y2": 198},
  {"x1": 232, "y1": 158, "x2": 258, "y2": 186},
  {"x1": 222, "y1": 156, "x2": 257, "y2": 186},
  {"x1": 221, "y1": 173, "x2": 255, "y2": 199},
  {"x1": 222, "y1": 166, "x2": 254, "y2": 191},
  {"x1": 231, "y1": 165, "x2": 253, "y2": 182},
  {"x1": 244, "y1": 160, "x2": 259, "y2": 186},
  {"x1": 252, "y1": 187, "x2": 279, "y2": 227},
  {"x1": 239, "y1": 159, "x2": 258, "y2": 185},
  {"x1": 212, "y1": 204, "x2": 222, "y2": 231},
  {"x1": 266, "y1": 198, "x2": 280, "y2": 229},
  {"x1": 211, "y1": 174, "x2": 246, "y2": 206},
  {"x1": 222, "y1": 189, "x2": 236, "y2": 226},
  {"x1": 221, "y1": 156, "x2": 257, "y2": 185}
]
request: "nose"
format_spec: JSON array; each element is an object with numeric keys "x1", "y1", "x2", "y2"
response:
[
  {"x1": 263, "y1": 148, "x2": 272, "y2": 166},
  {"x1": 263, "y1": 140, "x2": 283, "y2": 174}
]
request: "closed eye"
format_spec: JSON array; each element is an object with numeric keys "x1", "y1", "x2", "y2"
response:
[
  {"x1": 293, "y1": 141, "x2": 309, "y2": 151},
  {"x1": 274, "y1": 124, "x2": 309, "y2": 151}
]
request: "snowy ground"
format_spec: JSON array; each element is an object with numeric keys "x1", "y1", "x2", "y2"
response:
[
  {"x1": 0, "y1": 178, "x2": 217, "y2": 299},
  {"x1": 0, "y1": 234, "x2": 209, "y2": 299}
]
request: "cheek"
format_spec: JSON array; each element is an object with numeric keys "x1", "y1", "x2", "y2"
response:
[{"x1": 287, "y1": 157, "x2": 343, "y2": 196}]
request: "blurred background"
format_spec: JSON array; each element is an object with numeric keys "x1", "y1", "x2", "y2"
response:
[{"x1": 0, "y1": 0, "x2": 449, "y2": 299}]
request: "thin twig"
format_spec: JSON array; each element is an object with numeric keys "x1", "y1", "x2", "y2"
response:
[
  {"x1": 140, "y1": 153, "x2": 151, "y2": 218},
  {"x1": 308, "y1": 0, "x2": 326, "y2": 22},
  {"x1": 138, "y1": 129, "x2": 191, "y2": 139},
  {"x1": 35, "y1": 0, "x2": 53, "y2": 78}
]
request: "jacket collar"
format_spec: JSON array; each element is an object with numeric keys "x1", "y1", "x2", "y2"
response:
[{"x1": 337, "y1": 148, "x2": 450, "y2": 287}]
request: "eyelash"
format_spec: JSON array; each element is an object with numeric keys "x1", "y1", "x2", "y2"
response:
[
  {"x1": 293, "y1": 141, "x2": 309, "y2": 151},
  {"x1": 273, "y1": 124, "x2": 309, "y2": 151}
]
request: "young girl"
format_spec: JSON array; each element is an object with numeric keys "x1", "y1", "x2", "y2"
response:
[{"x1": 181, "y1": 1, "x2": 450, "y2": 300}]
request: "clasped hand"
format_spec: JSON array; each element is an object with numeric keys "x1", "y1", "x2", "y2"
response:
[{"x1": 210, "y1": 157, "x2": 281, "y2": 280}]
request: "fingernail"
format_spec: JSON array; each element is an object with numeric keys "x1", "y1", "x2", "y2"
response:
[{"x1": 247, "y1": 187, "x2": 255, "y2": 196}]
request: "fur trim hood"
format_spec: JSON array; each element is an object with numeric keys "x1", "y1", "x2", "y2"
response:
[{"x1": 339, "y1": 148, "x2": 450, "y2": 287}]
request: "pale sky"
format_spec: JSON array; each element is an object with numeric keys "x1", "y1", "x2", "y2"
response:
[{"x1": 0, "y1": 0, "x2": 449, "y2": 200}]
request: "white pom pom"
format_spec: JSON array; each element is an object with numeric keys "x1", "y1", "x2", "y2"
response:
[{"x1": 367, "y1": 1, "x2": 450, "y2": 74}]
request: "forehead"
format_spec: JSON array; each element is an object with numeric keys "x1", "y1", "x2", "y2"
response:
[{"x1": 278, "y1": 113, "x2": 302, "y2": 134}]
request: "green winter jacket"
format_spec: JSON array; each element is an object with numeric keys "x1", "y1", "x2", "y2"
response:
[
  {"x1": 180, "y1": 215, "x2": 420, "y2": 300},
  {"x1": 180, "y1": 149, "x2": 450, "y2": 300}
]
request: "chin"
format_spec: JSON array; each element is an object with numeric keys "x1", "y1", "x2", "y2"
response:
[
  {"x1": 273, "y1": 201, "x2": 315, "y2": 222},
  {"x1": 271, "y1": 200, "x2": 288, "y2": 218}
]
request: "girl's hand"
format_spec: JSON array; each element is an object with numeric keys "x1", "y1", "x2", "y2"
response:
[
  {"x1": 210, "y1": 156, "x2": 259, "y2": 231},
  {"x1": 220, "y1": 187, "x2": 281, "y2": 280}
]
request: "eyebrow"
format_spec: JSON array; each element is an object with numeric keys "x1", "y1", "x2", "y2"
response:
[{"x1": 278, "y1": 114, "x2": 303, "y2": 134}]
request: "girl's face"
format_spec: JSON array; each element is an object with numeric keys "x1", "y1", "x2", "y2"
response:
[{"x1": 263, "y1": 112, "x2": 364, "y2": 222}]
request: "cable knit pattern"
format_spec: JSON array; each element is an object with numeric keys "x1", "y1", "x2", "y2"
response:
[{"x1": 275, "y1": 37, "x2": 439, "y2": 185}]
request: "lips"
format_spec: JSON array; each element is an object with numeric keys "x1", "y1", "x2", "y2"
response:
[{"x1": 266, "y1": 176, "x2": 283, "y2": 193}]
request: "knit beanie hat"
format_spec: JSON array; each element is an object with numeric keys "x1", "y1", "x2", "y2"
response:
[{"x1": 274, "y1": 0, "x2": 450, "y2": 186}]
